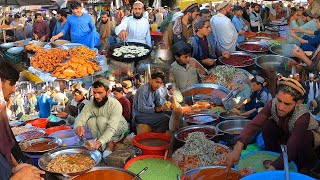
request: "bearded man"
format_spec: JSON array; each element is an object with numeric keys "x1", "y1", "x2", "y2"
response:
[
  {"x1": 115, "y1": 1, "x2": 152, "y2": 47},
  {"x1": 74, "y1": 79, "x2": 128, "y2": 158},
  {"x1": 97, "y1": 11, "x2": 111, "y2": 51},
  {"x1": 52, "y1": 9, "x2": 70, "y2": 41}
]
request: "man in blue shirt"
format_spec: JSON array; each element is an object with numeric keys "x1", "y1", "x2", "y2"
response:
[
  {"x1": 232, "y1": 6, "x2": 249, "y2": 43},
  {"x1": 35, "y1": 87, "x2": 59, "y2": 118},
  {"x1": 52, "y1": 9, "x2": 70, "y2": 41}
]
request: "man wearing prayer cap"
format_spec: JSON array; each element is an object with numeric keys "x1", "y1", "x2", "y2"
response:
[
  {"x1": 210, "y1": 1, "x2": 238, "y2": 54},
  {"x1": 115, "y1": 1, "x2": 152, "y2": 47},
  {"x1": 304, "y1": 72, "x2": 320, "y2": 106},
  {"x1": 164, "y1": 3, "x2": 200, "y2": 49},
  {"x1": 227, "y1": 77, "x2": 320, "y2": 177}
]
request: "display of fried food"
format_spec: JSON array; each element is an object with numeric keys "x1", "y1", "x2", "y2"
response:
[
  {"x1": 31, "y1": 49, "x2": 69, "y2": 72},
  {"x1": 26, "y1": 44, "x2": 44, "y2": 52},
  {"x1": 69, "y1": 46, "x2": 96, "y2": 61},
  {"x1": 51, "y1": 56, "x2": 101, "y2": 79}
]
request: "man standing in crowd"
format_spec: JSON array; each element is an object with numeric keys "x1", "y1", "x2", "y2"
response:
[
  {"x1": 49, "y1": 10, "x2": 57, "y2": 38},
  {"x1": 32, "y1": 13, "x2": 50, "y2": 42},
  {"x1": 132, "y1": 71, "x2": 170, "y2": 133},
  {"x1": 250, "y1": 3, "x2": 263, "y2": 32},
  {"x1": 35, "y1": 87, "x2": 59, "y2": 118},
  {"x1": 51, "y1": 1, "x2": 100, "y2": 48},
  {"x1": 97, "y1": 11, "x2": 111, "y2": 51},
  {"x1": 75, "y1": 79, "x2": 128, "y2": 158},
  {"x1": 112, "y1": 87, "x2": 131, "y2": 122},
  {"x1": 52, "y1": 9, "x2": 70, "y2": 41},
  {"x1": 210, "y1": 1, "x2": 238, "y2": 54},
  {"x1": 232, "y1": 6, "x2": 249, "y2": 43},
  {"x1": 115, "y1": 1, "x2": 152, "y2": 47},
  {"x1": 165, "y1": 3, "x2": 199, "y2": 49}
]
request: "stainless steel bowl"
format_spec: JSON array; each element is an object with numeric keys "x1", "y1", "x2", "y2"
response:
[
  {"x1": 28, "y1": 41, "x2": 47, "y2": 47},
  {"x1": 174, "y1": 125, "x2": 217, "y2": 143},
  {"x1": 219, "y1": 111, "x2": 249, "y2": 120},
  {"x1": 19, "y1": 137, "x2": 62, "y2": 153},
  {"x1": 216, "y1": 119, "x2": 250, "y2": 135},
  {"x1": 0, "y1": 42, "x2": 15, "y2": 49},
  {"x1": 59, "y1": 43, "x2": 84, "y2": 50},
  {"x1": 237, "y1": 41, "x2": 269, "y2": 53},
  {"x1": 247, "y1": 36, "x2": 272, "y2": 41},
  {"x1": 38, "y1": 146, "x2": 102, "y2": 177},
  {"x1": 7, "y1": 46, "x2": 24, "y2": 54},
  {"x1": 255, "y1": 55, "x2": 297, "y2": 76},
  {"x1": 218, "y1": 51, "x2": 256, "y2": 68},
  {"x1": 184, "y1": 114, "x2": 218, "y2": 125},
  {"x1": 181, "y1": 83, "x2": 231, "y2": 98},
  {"x1": 270, "y1": 44, "x2": 298, "y2": 58},
  {"x1": 15, "y1": 129, "x2": 45, "y2": 143},
  {"x1": 51, "y1": 40, "x2": 70, "y2": 48},
  {"x1": 70, "y1": 167, "x2": 141, "y2": 180}
]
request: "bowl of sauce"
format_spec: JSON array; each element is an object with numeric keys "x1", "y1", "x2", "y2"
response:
[{"x1": 19, "y1": 137, "x2": 62, "y2": 153}]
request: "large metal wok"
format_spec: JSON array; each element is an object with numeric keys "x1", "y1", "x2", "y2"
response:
[
  {"x1": 107, "y1": 42, "x2": 152, "y2": 62},
  {"x1": 237, "y1": 41, "x2": 269, "y2": 53},
  {"x1": 218, "y1": 51, "x2": 256, "y2": 68},
  {"x1": 255, "y1": 55, "x2": 298, "y2": 77},
  {"x1": 38, "y1": 146, "x2": 102, "y2": 177},
  {"x1": 270, "y1": 44, "x2": 298, "y2": 58}
]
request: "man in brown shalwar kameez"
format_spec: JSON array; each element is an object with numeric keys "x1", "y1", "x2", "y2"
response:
[{"x1": 226, "y1": 78, "x2": 320, "y2": 177}]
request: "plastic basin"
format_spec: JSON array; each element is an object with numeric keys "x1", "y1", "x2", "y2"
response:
[
  {"x1": 133, "y1": 133, "x2": 171, "y2": 156},
  {"x1": 241, "y1": 170, "x2": 315, "y2": 180},
  {"x1": 48, "y1": 129, "x2": 79, "y2": 146},
  {"x1": 45, "y1": 125, "x2": 71, "y2": 135},
  {"x1": 26, "y1": 118, "x2": 49, "y2": 128},
  {"x1": 25, "y1": 153, "x2": 41, "y2": 167}
]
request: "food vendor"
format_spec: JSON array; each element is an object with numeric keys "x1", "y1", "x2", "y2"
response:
[
  {"x1": 226, "y1": 78, "x2": 320, "y2": 174},
  {"x1": 52, "y1": 9, "x2": 70, "y2": 41},
  {"x1": 132, "y1": 71, "x2": 170, "y2": 133},
  {"x1": 32, "y1": 13, "x2": 50, "y2": 42},
  {"x1": 115, "y1": 1, "x2": 152, "y2": 47},
  {"x1": 74, "y1": 79, "x2": 128, "y2": 159},
  {"x1": 170, "y1": 41, "x2": 207, "y2": 93},
  {"x1": 0, "y1": 61, "x2": 45, "y2": 179},
  {"x1": 233, "y1": 76, "x2": 272, "y2": 118},
  {"x1": 35, "y1": 87, "x2": 59, "y2": 118},
  {"x1": 210, "y1": 1, "x2": 238, "y2": 54},
  {"x1": 189, "y1": 17, "x2": 217, "y2": 70},
  {"x1": 51, "y1": 1, "x2": 100, "y2": 49},
  {"x1": 57, "y1": 83, "x2": 88, "y2": 125},
  {"x1": 293, "y1": 45, "x2": 320, "y2": 73}
]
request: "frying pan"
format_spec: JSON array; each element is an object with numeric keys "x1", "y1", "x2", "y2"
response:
[{"x1": 107, "y1": 42, "x2": 152, "y2": 62}]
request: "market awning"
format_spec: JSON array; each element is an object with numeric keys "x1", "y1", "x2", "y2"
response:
[{"x1": 0, "y1": 0, "x2": 54, "y2": 6}]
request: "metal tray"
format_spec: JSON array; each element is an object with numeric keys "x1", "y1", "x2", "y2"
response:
[
  {"x1": 19, "y1": 137, "x2": 62, "y2": 153},
  {"x1": 255, "y1": 55, "x2": 297, "y2": 76},
  {"x1": 38, "y1": 146, "x2": 102, "y2": 177},
  {"x1": 107, "y1": 42, "x2": 152, "y2": 62},
  {"x1": 174, "y1": 125, "x2": 217, "y2": 143},
  {"x1": 184, "y1": 114, "x2": 218, "y2": 125},
  {"x1": 0, "y1": 42, "x2": 15, "y2": 49},
  {"x1": 9, "y1": 120, "x2": 25, "y2": 127},
  {"x1": 70, "y1": 167, "x2": 141, "y2": 180},
  {"x1": 247, "y1": 36, "x2": 272, "y2": 41},
  {"x1": 7, "y1": 46, "x2": 24, "y2": 54},
  {"x1": 270, "y1": 44, "x2": 298, "y2": 58},
  {"x1": 181, "y1": 83, "x2": 230, "y2": 98},
  {"x1": 59, "y1": 43, "x2": 84, "y2": 50},
  {"x1": 15, "y1": 129, "x2": 45, "y2": 142},
  {"x1": 218, "y1": 51, "x2": 256, "y2": 68},
  {"x1": 219, "y1": 111, "x2": 249, "y2": 120},
  {"x1": 237, "y1": 41, "x2": 269, "y2": 53}
]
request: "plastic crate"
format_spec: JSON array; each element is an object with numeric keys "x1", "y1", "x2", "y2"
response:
[{"x1": 3, "y1": 51, "x2": 22, "y2": 64}]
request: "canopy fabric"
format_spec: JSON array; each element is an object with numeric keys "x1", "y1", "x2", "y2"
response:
[{"x1": 0, "y1": 0, "x2": 54, "y2": 6}]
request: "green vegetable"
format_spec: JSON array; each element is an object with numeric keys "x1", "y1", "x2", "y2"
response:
[{"x1": 128, "y1": 158, "x2": 182, "y2": 180}]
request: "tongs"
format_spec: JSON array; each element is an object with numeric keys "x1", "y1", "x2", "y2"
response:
[
  {"x1": 281, "y1": 145, "x2": 290, "y2": 180},
  {"x1": 132, "y1": 167, "x2": 148, "y2": 180}
]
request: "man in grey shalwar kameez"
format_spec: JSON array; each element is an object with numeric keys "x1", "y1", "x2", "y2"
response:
[{"x1": 132, "y1": 71, "x2": 170, "y2": 132}]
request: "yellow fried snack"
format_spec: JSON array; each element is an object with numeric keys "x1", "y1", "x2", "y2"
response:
[
  {"x1": 31, "y1": 49, "x2": 69, "y2": 72},
  {"x1": 69, "y1": 46, "x2": 96, "y2": 61},
  {"x1": 26, "y1": 44, "x2": 44, "y2": 52}
]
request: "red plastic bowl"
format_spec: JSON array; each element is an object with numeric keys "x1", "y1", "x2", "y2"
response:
[
  {"x1": 26, "y1": 118, "x2": 49, "y2": 128},
  {"x1": 45, "y1": 125, "x2": 71, "y2": 135},
  {"x1": 133, "y1": 133, "x2": 171, "y2": 156}
]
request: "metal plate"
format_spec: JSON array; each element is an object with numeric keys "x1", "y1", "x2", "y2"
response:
[
  {"x1": 15, "y1": 129, "x2": 45, "y2": 142},
  {"x1": 14, "y1": 39, "x2": 31, "y2": 46},
  {"x1": 184, "y1": 114, "x2": 218, "y2": 125},
  {"x1": 38, "y1": 146, "x2": 102, "y2": 177},
  {"x1": 9, "y1": 120, "x2": 25, "y2": 127},
  {"x1": 181, "y1": 83, "x2": 230, "y2": 98},
  {"x1": 247, "y1": 36, "x2": 272, "y2": 41},
  {"x1": 50, "y1": 40, "x2": 70, "y2": 48},
  {"x1": 255, "y1": 55, "x2": 296, "y2": 76},
  {"x1": 219, "y1": 111, "x2": 249, "y2": 120},
  {"x1": 28, "y1": 41, "x2": 47, "y2": 47},
  {"x1": 174, "y1": 125, "x2": 217, "y2": 143},
  {"x1": 59, "y1": 43, "x2": 87, "y2": 50},
  {"x1": 0, "y1": 42, "x2": 15, "y2": 49},
  {"x1": 7, "y1": 46, "x2": 24, "y2": 54},
  {"x1": 70, "y1": 167, "x2": 141, "y2": 180},
  {"x1": 270, "y1": 44, "x2": 298, "y2": 58},
  {"x1": 107, "y1": 42, "x2": 152, "y2": 62},
  {"x1": 216, "y1": 119, "x2": 250, "y2": 135},
  {"x1": 19, "y1": 137, "x2": 62, "y2": 153},
  {"x1": 237, "y1": 41, "x2": 269, "y2": 53},
  {"x1": 218, "y1": 51, "x2": 256, "y2": 68}
]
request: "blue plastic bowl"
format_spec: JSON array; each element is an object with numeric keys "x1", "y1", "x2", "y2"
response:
[
  {"x1": 48, "y1": 129, "x2": 79, "y2": 146},
  {"x1": 241, "y1": 170, "x2": 315, "y2": 180},
  {"x1": 25, "y1": 153, "x2": 41, "y2": 167}
]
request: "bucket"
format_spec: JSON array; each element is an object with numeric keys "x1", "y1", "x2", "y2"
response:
[
  {"x1": 133, "y1": 133, "x2": 170, "y2": 156},
  {"x1": 26, "y1": 118, "x2": 48, "y2": 128},
  {"x1": 25, "y1": 153, "x2": 41, "y2": 167},
  {"x1": 48, "y1": 129, "x2": 79, "y2": 146},
  {"x1": 45, "y1": 125, "x2": 71, "y2": 135},
  {"x1": 241, "y1": 170, "x2": 315, "y2": 180}
]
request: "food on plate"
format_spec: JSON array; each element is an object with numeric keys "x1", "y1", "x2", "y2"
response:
[
  {"x1": 177, "y1": 127, "x2": 215, "y2": 141},
  {"x1": 266, "y1": 40, "x2": 280, "y2": 46},
  {"x1": 124, "y1": 54, "x2": 135, "y2": 58},
  {"x1": 112, "y1": 51, "x2": 122, "y2": 57},
  {"x1": 46, "y1": 154, "x2": 95, "y2": 173},
  {"x1": 239, "y1": 44, "x2": 268, "y2": 52},
  {"x1": 73, "y1": 169, "x2": 134, "y2": 180},
  {"x1": 128, "y1": 158, "x2": 182, "y2": 180},
  {"x1": 173, "y1": 132, "x2": 229, "y2": 171},
  {"x1": 15, "y1": 130, "x2": 44, "y2": 142},
  {"x1": 185, "y1": 115, "x2": 216, "y2": 124},
  {"x1": 69, "y1": 46, "x2": 96, "y2": 61},
  {"x1": 31, "y1": 48, "x2": 69, "y2": 72},
  {"x1": 185, "y1": 167, "x2": 240, "y2": 180},
  {"x1": 221, "y1": 55, "x2": 254, "y2": 66},
  {"x1": 11, "y1": 126, "x2": 37, "y2": 136},
  {"x1": 24, "y1": 141, "x2": 59, "y2": 152},
  {"x1": 113, "y1": 45, "x2": 149, "y2": 58},
  {"x1": 26, "y1": 44, "x2": 44, "y2": 52},
  {"x1": 51, "y1": 57, "x2": 101, "y2": 79},
  {"x1": 305, "y1": 51, "x2": 313, "y2": 56},
  {"x1": 20, "y1": 114, "x2": 38, "y2": 121},
  {"x1": 256, "y1": 32, "x2": 277, "y2": 38}
]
